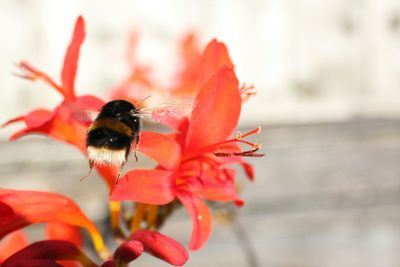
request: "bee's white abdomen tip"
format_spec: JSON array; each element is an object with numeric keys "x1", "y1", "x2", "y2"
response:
[{"x1": 87, "y1": 146, "x2": 126, "y2": 166}]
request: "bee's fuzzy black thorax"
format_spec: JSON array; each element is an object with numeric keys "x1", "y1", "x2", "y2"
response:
[{"x1": 97, "y1": 100, "x2": 140, "y2": 130}]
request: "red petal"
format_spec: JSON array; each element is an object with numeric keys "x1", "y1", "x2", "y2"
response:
[
  {"x1": 2, "y1": 115, "x2": 25, "y2": 128},
  {"x1": 110, "y1": 169, "x2": 174, "y2": 205},
  {"x1": 100, "y1": 260, "x2": 116, "y2": 267},
  {"x1": 0, "y1": 231, "x2": 28, "y2": 262},
  {"x1": 8, "y1": 104, "x2": 88, "y2": 151},
  {"x1": 240, "y1": 161, "x2": 254, "y2": 181},
  {"x1": 198, "y1": 39, "x2": 234, "y2": 87},
  {"x1": 25, "y1": 110, "x2": 54, "y2": 128},
  {"x1": 4, "y1": 259, "x2": 63, "y2": 267},
  {"x1": 185, "y1": 67, "x2": 241, "y2": 157},
  {"x1": 1, "y1": 240, "x2": 96, "y2": 267},
  {"x1": 113, "y1": 240, "x2": 143, "y2": 263},
  {"x1": 45, "y1": 223, "x2": 83, "y2": 248},
  {"x1": 170, "y1": 37, "x2": 234, "y2": 99},
  {"x1": 197, "y1": 168, "x2": 241, "y2": 202},
  {"x1": 2, "y1": 109, "x2": 52, "y2": 129},
  {"x1": 61, "y1": 16, "x2": 85, "y2": 101},
  {"x1": 131, "y1": 230, "x2": 188, "y2": 266},
  {"x1": 95, "y1": 165, "x2": 119, "y2": 189},
  {"x1": 138, "y1": 132, "x2": 181, "y2": 169},
  {"x1": 217, "y1": 154, "x2": 255, "y2": 181},
  {"x1": 0, "y1": 189, "x2": 105, "y2": 254},
  {"x1": 177, "y1": 192, "x2": 211, "y2": 250},
  {"x1": 72, "y1": 95, "x2": 105, "y2": 111}
]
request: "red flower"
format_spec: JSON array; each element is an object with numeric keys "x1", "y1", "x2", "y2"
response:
[
  {"x1": 0, "y1": 189, "x2": 188, "y2": 266},
  {"x1": 109, "y1": 32, "x2": 155, "y2": 107},
  {"x1": 1, "y1": 16, "x2": 123, "y2": 187},
  {"x1": 111, "y1": 67, "x2": 263, "y2": 250},
  {"x1": 0, "y1": 189, "x2": 105, "y2": 255},
  {"x1": 2, "y1": 16, "x2": 104, "y2": 151}
]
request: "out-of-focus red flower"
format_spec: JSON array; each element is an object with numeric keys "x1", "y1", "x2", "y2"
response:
[
  {"x1": 110, "y1": 32, "x2": 238, "y2": 105},
  {"x1": 111, "y1": 67, "x2": 263, "y2": 250},
  {"x1": 109, "y1": 32, "x2": 155, "y2": 107},
  {"x1": 2, "y1": 17, "x2": 104, "y2": 147},
  {"x1": 169, "y1": 37, "x2": 234, "y2": 99},
  {"x1": 3, "y1": 16, "x2": 104, "y2": 151},
  {"x1": 1, "y1": 240, "x2": 97, "y2": 267},
  {"x1": 1, "y1": 16, "x2": 121, "y2": 187},
  {"x1": 0, "y1": 189, "x2": 105, "y2": 255}
]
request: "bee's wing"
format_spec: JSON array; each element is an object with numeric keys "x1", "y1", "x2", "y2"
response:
[
  {"x1": 139, "y1": 99, "x2": 194, "y2": 125},
  {"x1": 64, "y1": 102, "x2": 99, "y2": 125}
]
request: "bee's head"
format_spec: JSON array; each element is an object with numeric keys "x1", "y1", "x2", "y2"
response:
[{"x1": 99, "y1": 100, "x2": 138, "y2": 120}]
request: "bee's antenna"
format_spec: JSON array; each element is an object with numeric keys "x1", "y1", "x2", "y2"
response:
[
  {"x1": 80, "y1": 160, "x2": 94, "y2": 182},
  {"x1": 137, "y1": 95, "x2": 151, "y2": 105}
]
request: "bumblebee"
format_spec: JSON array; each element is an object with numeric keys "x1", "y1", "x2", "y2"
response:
[
  {"x1": 85, "y1": 100, "x2": 140, "y2": 177},
  {"x1": 82, "y1": 98, "x2": 193, "y2": 183}
]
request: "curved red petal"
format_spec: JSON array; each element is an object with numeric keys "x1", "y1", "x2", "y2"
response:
[
  {"x1": 24, "y1": 109, "x2": 54, "y2": 128},
  {"x1": 2, "y1": 115, "x2": 25, "y2": 128},
  {"x1": 131, "y1": 230, "x2": 188, "y2": 266},
  {"x1": 100, "y1": 260, "x2": 116, "y2": 267},
  {"x1": 2, "y1": 109, "x2": 53, "y2": 129},
  {"x1": 1, "y1": 240, "x2": 96, "y2": 267},
  {"x1": 113, "y1": 240, "x2": 143, "y2": 264},
  {"x1": 45, "y1": 223, "x2": 83, "y2": 248},
  {"x1": 185, "y1": 67, "x2": 241, "y2": 157},
  {"x1": 110, "y1": 169, "x2": 175, "y2": 205},
  {"x1": 4, "y1": 259, "x2": 63, "y2": 267},
  {"x1": 61, "y1": 16, "x2": 85, "y2": 100},
  {"x1": 177, "y1": 192, "x2": 211, "y2": 250},
  {"x1": 138, "y1": 132, "x2": 181, "y2": 169},
  {"x1": 0, "y1": 189, "x2": 104, "y2": 254},
  {"x1": 198, "y1": 39, "x2": 234, "y2": 87},
  {"x1": 0, "y1": 231, "x2": 28, "y2": 262}
]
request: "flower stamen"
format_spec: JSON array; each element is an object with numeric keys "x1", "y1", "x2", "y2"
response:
[
  {"x1": 240, "y1": 83, "x2": 257, "y2": 102},
  {"x1": 214, "y1": 145, "x2": 264, "y2": 157},
  {"x1": 15, "y1": 61, "x2": 62, "y2": 93}
]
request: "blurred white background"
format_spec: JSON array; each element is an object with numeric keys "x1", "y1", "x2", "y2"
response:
[{"x1": 1, "y1": 0, "x2": 400, "y2": 140}]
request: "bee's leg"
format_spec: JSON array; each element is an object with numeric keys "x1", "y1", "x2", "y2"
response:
[
  {"x1": 115, "y1": 172, "x2": 121, "y2": 186},
  {"x1": 133, "y1": 134, "x2": 140, "y2": 162},
  {"x1": 80, "y1": 160, "x2": 94, "y2": 182}
]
